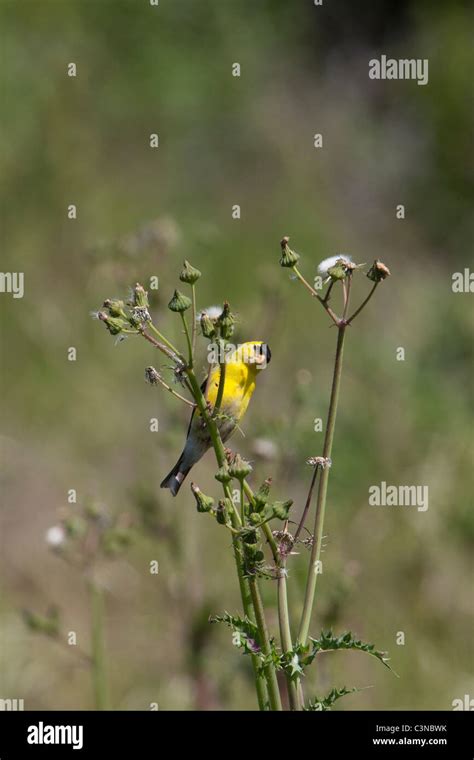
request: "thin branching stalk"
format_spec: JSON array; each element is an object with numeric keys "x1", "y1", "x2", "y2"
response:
[
  {"x1": 147, "y1": 368, "x2": 196, "y2": 408},
  {"x1": 148, "y1": 322, "x2": 184, "y2": 361},
  {"x1": 180, "y1": 313, "x2": 194, "y2": 369},
  {"x1": 191, "y1": 284, "x2": 197, "y2": 356},
  {"x1": 141, "y1": 328, "x2": 185, "y2": 365},
  {"x1": 277, "y1": 553, "x2": 301, "y2": 709},
  {"x1": 342, "y1": 272, "x2": 353, "y2": 321},
  {"x1": 240, "y1": 481, "x2": 246, "y2": 526},
  {"x1": 292, "y1": 266, "x2": 339, "y2": 325},
  {"x1": 322, "y1": 279, "x2": 335, "y2": 304},
  {"x1": 186, "y1": 369, "x2": 226, "y2": 463},
  {"x1": 213, "y1": 341, "x2": 227, "y2": 414},
  {"x1": 298, "y1": 323, "x2": 346, "y2": 645},
  {"x1": 293, "y1": 463, "x2": 320, "y2": 544},
  {"x1": 244, "y1": 481, "x2": 301, "y2": 710}
]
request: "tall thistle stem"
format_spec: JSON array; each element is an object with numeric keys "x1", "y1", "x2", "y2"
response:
[
  {"x1": 244, "y1": 482, "x2": 300, "y2": 710},
  {"x1": 298, "y1": 323, "x2": 346, "y2": 644}
]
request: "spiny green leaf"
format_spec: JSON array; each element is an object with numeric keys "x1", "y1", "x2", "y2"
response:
[
  {"x1": 305, "y1": 686, "x2": 360, "y2": 711},
  {"x1": 308, "y1": 630, "x2": 397, "y2": 675},
  {"x1": 259, "y1": 639, "x2": 283, "y2": 671},
  {"x1": 209, "y1": 611, "x2": 261, "y2": 656},
  {"x1": 263, "y1": 499, "x2": 293, "y2": 522}
]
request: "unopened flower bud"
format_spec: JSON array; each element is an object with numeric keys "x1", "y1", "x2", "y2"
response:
[
  {"x1": 215, "y1": 464, "x2": 232, "y2": 484},
  {"x1": 216, "y1": 301, "x2": 235, "y2": 339},
  {"x1": 244, "y1": 544, "x2": 265, "y2": 563},
  {"x1": 253, "y1": 477, "x2": 272, "y2": 512},
  {"x1": 191, "y1": 482, "x2": 215, "y2": 513},
  {"x1": 367, "y1": 259, "x2": 391, "y2": 282},
  {"x1": 130, "y1": 283, "x2": 149, "y2": 309},
  {"x1": 228, "y1": 453, "x2": 252, "y2": 481},
  {"x1": 98, "y1": 311, "x2": 129, "y2": 336},
  {"x1": 279, "y1": 236, "x2": 300, "y2": 268},
  {"x1": 200, "y1": 311, "x2": 216, "y2": 340},
  {"x1": 168, "y1": 289, "x2": 192, "y2": 313},
  {"x1": 318, "y1": 255, "x2": 354, "y2": 281},
  {"x1": 327, "y1": 260, "x2": 349, "y2": 281},
  {"x1": 267, "y1": 499, "x2": 293, "y2": 521},
  {"x1": 242, "y1": 529, "x2": 258, "y2": 545},
  {"x1": 216, "y1": 498, "x2": 233, "y2": 525},
  {"x1": 179, "y1": 260, "x2": 201, "y2": 285},
  {"x1": 103, "y1": 299, "x2": 127, "y2": 318}
]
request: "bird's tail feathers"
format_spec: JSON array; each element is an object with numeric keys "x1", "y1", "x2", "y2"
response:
[{"x1": 160, "y1": 453, "x2": 192, "y2": 497}]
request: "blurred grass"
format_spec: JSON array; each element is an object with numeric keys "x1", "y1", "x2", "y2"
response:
[{"x1": 0, "y1": 0, "x2": 472, "y2": 709}]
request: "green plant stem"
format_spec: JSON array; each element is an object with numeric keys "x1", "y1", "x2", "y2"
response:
[
  {"x1": 214, "y1": 344, "x2": 227, "y2": 414},
  {"x1": 342, "y1": 272, "x2": 353, "y2": 321},
  {"x1": 277, "y1": 558, "x2": 301, "y2": 710},
  {"x1": 147, "y1": 367, "x2": 196, "y2": 408},
  {"x1": 186, "y1": 367, "x2": 277, "y2": 709},
  {"x1": 191, "y1": 284, "x2": 197, "y2": 356},
  {"x1": 322, "y1": 279, "x2": 335, "y2": 304},
  {"x1": 148, "y1": 321, "x2": 184, "y2": 361},
  {"x1": 298, "y1": 324, "x2": 347, "y2": 645},
  {"x1": 230, "y1": 508, "x2": 269, "y2": 711},
  {"x1": 89, "y1": 579, "x2": 109, "y2": 710},
  {"x1": 141, "y1": 328, "x2": 186, "y2": 366},
  {"x1": 248, "y1": 576, "x2": 282, "y2": 711},
  {"x1": 180, "y1": 313, "x2": 194, "y2": 369},
  {"x1": 292, "y1": 266, "x2": 339, "y2": 325},
  {"x1": 245, "y1": 482, "x2": 301, "y2": 710},
  {"x1": 186, "y1": 369, "x2": 226, "y2": 464}
]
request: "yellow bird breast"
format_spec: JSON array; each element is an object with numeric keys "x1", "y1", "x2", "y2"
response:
[{"x1": 207, "y1": 362, "x2": 256, "y2": 422}]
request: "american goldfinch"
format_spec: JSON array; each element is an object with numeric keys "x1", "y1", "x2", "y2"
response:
[{"x1": 161, "y1": 341, "x2": 271, "y2": 495}]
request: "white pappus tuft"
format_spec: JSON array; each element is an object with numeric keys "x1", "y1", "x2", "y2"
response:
[
  {"x1": 45, "y1": 525, "x2": 66, "y2": 548},
  {"x1": 197, "y1": 305, "x2": 222, "y2": 323},
  {"x1": 317, "y1": 254, "x2": 353, "y2": 277}
]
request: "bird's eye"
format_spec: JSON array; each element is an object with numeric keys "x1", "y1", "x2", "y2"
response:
[{"x1": 253, "y1": 343, "x2": 271, "y2": 366}]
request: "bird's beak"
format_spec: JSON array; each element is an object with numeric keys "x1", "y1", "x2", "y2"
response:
[{"x1": 255, "y1": 344, "x2": 271, "y2": 368}]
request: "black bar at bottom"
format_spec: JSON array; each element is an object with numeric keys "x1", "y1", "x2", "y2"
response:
[{"x1": 0, "y1": 710, "x2": 471, "y2": 757}]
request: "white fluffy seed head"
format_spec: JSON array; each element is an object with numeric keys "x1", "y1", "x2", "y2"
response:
[
  {"x1": 317, "y1": 254, "x2": 353, "y2": 277},
  {"x1": 45, "y1": 525, "x2": 66, "y2": 548},
  {"x1": 197, "y1": 305, "x2": 222, "y2": 323}
]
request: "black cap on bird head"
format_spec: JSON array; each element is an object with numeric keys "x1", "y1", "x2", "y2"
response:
[
  {"x1": 231, "y1": 341, "x2": 272, "y2": 369},
  {"x1": 254, "y1": 342, "x2": 271, "y2": 369}
]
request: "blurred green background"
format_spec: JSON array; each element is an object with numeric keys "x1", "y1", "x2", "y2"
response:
[{"x1": 1, "y1": 0, "x2": 473, "y2": 710}]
